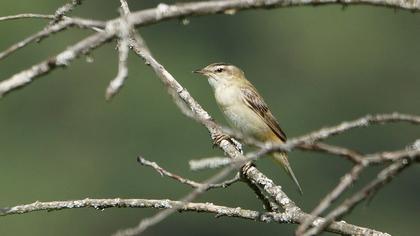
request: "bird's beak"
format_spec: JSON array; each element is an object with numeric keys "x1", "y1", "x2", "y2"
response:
[{"x1": 193, "y1": 67, "x2": 207, "y2": 75}]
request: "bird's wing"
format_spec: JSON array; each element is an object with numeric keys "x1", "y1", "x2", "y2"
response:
[{"x1": 240, "y1": 86, "x2": 287, "y2": 142}]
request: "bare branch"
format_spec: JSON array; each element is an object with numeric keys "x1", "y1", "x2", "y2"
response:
[
  {"x1": 137, "y1": 156, "x2": 239, "y2": 189},
  {"x1": 276, "y1": 113, "x2": 420, "y2": 154},
  {"x1": 105, "y1": 0, "x2": 131, "y2": 100},
  {"x1": 50, "y1": 0, "x2": 83, "y2": 24},
  {"x1": 0, "y1": 197, "x2": 382, "y2": 236},
  {"x1": 298, "y1": 142, "x2": 363, "y2": 164},
  {"x1": 114, "y1": 162, "x2": 238, "y2": 236},
  {"x1": 189, "y1": 157, "x2": 231, "y2": 171},
  {"x1": 119, "y1": 0, "x2": 130, "y2": 15},
  {"x1": 0, "y1": 17, "x2": 105, "y2": 61},
  {"x1": 0, "y1": 198, "x2": 273, "y2": 219},
  {"x1": 241, "y1": 166, "x2": 388, "y2": 236},
  {"x1": 2, "y1": 0, "x2": 420, "y2": 98},
  {"x1": 0, "y1": 14, "x2": 54, "y2": 21},
  {"x1": 298, "y1": 148, "x2": 420, "y2": 235},
  {"x1": 241, "y1": 169, "x2": 280, "y2": 212},
  {"x1": 302, "y1": 154, "x2": 416, "y2": 236},
  {"x1": 365, "y1": 147, "x2": 420, "y2": 164},
  {"x1": 217, "y1": 113, "x2": 420, "y2": 169},
  {"x1": 0, "y1": 13, "x2": 103, "y2": 27},
  {"x1": 126, "y1": 0, "x2": 420, "y2": 31},
  {"x1": 105, "y1": 38, "x2": 128, "y2": 100},
  {"x1": 296, "y1": 164, "x2": 366, "y2": 235},
  {"x1": 138, "y1": 156, "x2": 202, "y2": 188},
  {"x1": 0, "y1": 0, "x2": 102, "y2": 61},
  {"x1": 0, "y1": 31, "x2": 113, "y2": 98}
]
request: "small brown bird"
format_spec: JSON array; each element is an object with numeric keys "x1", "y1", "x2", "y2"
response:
[{"x1": 194, "y1": 63, "x2": 302, "y2": 194}]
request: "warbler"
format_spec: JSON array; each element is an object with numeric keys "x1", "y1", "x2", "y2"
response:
[{"x1": 194, "y1": 63, "x2": 302, "y2": 194}]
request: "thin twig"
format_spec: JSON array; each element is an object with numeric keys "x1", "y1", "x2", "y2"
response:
[
  {"x1": 0, "y1": 14, "x2": 54, "y2": 21},
  {"x1": 0, "y1": 16, "x2": 105, "y2": 61},
  {"x1": 365, "y1": 148, "x2": 420, "y2": 164},
  {"x1": 114, "y1": 162, "x2": 239, "y2": 236},
  {"x1": 267, "y1": 113, "x2": 420, "y2": 155},
  {"x1": 0, "y1": 29, "x2": 114, "y2": 98},
  {"x1": 298, "y1": 142, "x2": 363, "y2": 164},
  {"x1": 137, "y1": 156, "x2": 239, "y2": 189},
  {"x1": 105, "y1": 0, "x2": 131, "y2": 100},
  {"x1": 50, "y1": 0, "x2": 83, "y2": 24},
  {"x1": 296, "y1": 164, "x2": 366, "y2": 235},
  {"x1": 138, "y1": 156, "x2": 202, "y2": 188},
  {"x1": 189, "y1": 157, "x2": 231, "y2": 171},
  {"x1": 297, "y1": 147, "x2": 420, "y2": 235},
  {"x1": 0, "y1": 1, "x2": 97, "y2": 61},
  {"x1": 302, "y1": 156, "x2": 416, "y2": 236}
]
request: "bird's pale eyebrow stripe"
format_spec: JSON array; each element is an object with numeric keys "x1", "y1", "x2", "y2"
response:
[{"x1": 210, "y1": 62, "x2": 230, "y2": 67}]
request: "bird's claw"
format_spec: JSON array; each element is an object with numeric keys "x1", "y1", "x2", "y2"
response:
[
  {"x1": 212, "y1": 133, "x2": 229, "y2": 148},
  {"x1": 241, "y1": 162, "x2": 255, "y2": 173},
  {"x1": 212, "y1": 133, "x2": 243, "y2": 153}
]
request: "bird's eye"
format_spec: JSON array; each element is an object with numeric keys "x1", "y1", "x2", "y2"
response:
[{"x1": 215, "y1": 68, "x2": 224, "y2": 73}]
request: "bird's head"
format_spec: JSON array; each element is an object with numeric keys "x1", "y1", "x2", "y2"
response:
[{"x1": 194, "y1": 63, "x2": 245, "y2": 89}]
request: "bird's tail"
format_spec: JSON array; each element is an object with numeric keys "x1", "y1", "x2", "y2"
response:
[{"x1": 271, "y1": 152, "x2": 303, "y2": 195}]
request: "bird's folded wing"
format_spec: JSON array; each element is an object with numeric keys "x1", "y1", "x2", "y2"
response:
[{"x1": 240, "y1": 86, "x2": 287, "y2": 142}]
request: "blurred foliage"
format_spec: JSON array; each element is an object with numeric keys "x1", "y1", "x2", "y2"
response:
[{"x1": 0, "y1": 0, "x2": 419, "y2": 235}]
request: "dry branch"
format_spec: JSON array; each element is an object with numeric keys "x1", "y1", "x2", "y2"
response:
[
  {"x1": 0, "y1": 17, "x2": 105, "y2": 61},
  {"x1": 0, "y1": 197, "x2": 383, "y2": 236},
  {"x1": 2, "y1": 0, "x2": 420, "y2": 98},
  {"x1": 50, "y1": 0, "x2": 82, "y2": 24},
  {"x1": 0, "y1": 198, "x2": 279, "y2": 219},
  {"x1": 297, "y1": 146, "x2": 420, "y2": 235},
  {"x1": 105, "y1": 0, "x2": 131, "y2": 100},
  {"x1": 0, "y1": 30, "x2": 113, "y2": 97},
  {"x1": 137, "y1": 156, "x2": 239, "y2": 189},
  {"x1": 301, "y1": 154, "x2": 417, "y2": 236}
]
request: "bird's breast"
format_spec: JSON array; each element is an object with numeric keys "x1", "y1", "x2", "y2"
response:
[
  {"x1": 214, "y1": 85, "x2": 241, "y2": 108},
  {"x1": 214, "y1": 87, "x2": 273, "y2": 141}
]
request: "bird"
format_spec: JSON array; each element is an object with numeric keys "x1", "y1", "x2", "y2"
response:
[{"x1": 194, "y1": 62, "x2": 302, "y2": 194}]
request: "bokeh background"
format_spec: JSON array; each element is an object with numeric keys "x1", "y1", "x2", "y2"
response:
[{"x1": 1, "y1": 0, "x2": 419, "y2": 235}]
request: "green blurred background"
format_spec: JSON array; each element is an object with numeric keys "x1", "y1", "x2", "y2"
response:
[{"x1": 1, "y1": 0, "x2": 419, "y2": 235}]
